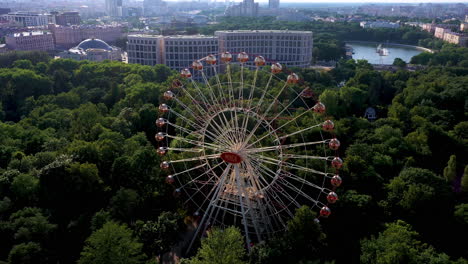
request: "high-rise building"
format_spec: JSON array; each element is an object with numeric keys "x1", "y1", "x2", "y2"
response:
[
  {"x1": 269, "y1": 0, "x2": 279, "y2": 9},
  {"x1": 225, "y1": 0, "x2": 259, "y2": 17},
  {"x1": 127, "y1": 30, "x2": 313, "y2": 70},
  {"x1": 105, "y1": 0, "x2": 123, "y2": 17}
]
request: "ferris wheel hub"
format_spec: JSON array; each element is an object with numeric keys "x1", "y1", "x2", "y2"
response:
[{"x1": 220, "y1": 152, "x2": 243, "y2": 164}]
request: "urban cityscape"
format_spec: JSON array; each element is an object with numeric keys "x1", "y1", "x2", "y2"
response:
[{"x1": 0, "y1": 0, "x2": 467, "y2": 264}]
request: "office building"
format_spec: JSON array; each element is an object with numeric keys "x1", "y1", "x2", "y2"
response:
[
  {"x1": 269, "y1": 0, "x2": 279, "y2": 9},
  {"x1": 106, "y1": 0, "x2": 123, "y2": 17},
  {"x1": 49, "y1": 24, "x2": 124, "y2": 49},
  {"x1": 5, "y1": 31, "x2": 55, "y2": 51},
  {"x1": 216, "y1": 30, "x2": 313, "y2": 68},
  {"x1": 2, "y1": 12, "x2": 49, "y2": 27},
  {"x1": 127, "y1": 30, "x2": 313, "y2": 70},
  {"x1": 225, "y1": 0, "x2": 259, "y2": 17}
]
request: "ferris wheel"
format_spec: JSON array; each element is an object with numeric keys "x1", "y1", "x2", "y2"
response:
[{"x1": 155, "y1": 52, "x2": 343, "y2": 251}]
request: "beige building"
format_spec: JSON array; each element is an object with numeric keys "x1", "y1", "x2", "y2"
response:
[
  {"x1": 216, "y1": 30, "x2": 313, "y2": 68},
  {"x1": 434, "y1": 27, "x2": 452, "y2": 39},
  {"x1": 49, "y1": 24, "x2": 124, "y2": 49},
  {"x1": 443, "y1": 32, "x2": 468, "y2": 47},
  {"x1": 127, "y1": 30, "x2": 313, "y2": 70},
  {"x1": 5, "y1": 31, "x2": 55, "y2": 51}
]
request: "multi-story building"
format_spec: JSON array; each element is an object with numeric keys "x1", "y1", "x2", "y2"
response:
[
  {"x1": 443, "y1": 32, "x2": 468, "y2": 47},
  {"x1": 2, "y1": 12, "x2": 49, "y2": 27},
  {"x1": 127, "y1": 30, "x2": 313, "y2": 70},
  {"x1": 49, "y1": 24, "x2": 124, "y2": 49},
  {"x1": 460, "y1": 22, "x2": 468, "y2": 32},
  {"x1": 269, "y1": 0, "x2": 280, "y2": 9},
  {"x1": 52, "y1": 11, "x2": 81, "y2": 26},
  {"x1": 162, "y1": 35, "x2": 218, "y2": 71},
  {"x1": 5, "y1": 31, "x2": 55, "y2": 51},
  {"x1": 225, "y1": 0, "x2": 259, "y2": 17},
  {"x1": 127, "y1": 34, "x2": 218, "y2": 71},
  {"x1": 434, "y1": 27, "x2": 452, "y2": 39},
  {"x1": 127, "y1": 34, "x2": 162, "y2": 65},
  {"x1": 216, "y1": 30, "x2": 313, "y2": 68},
  {"x1": 106, "y1": 0, "x2": 123, "y2": 17},
  {"x1": 0, "y1": 8, "x2": 11, "y2": 15}
]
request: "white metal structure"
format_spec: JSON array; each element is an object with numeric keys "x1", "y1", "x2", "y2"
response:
[{"x1": 155, "y1": 52, "x2": 343, "y2": 251}]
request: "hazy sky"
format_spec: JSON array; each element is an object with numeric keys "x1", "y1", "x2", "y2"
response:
[{"x1": 274, "y1": 0, "x2": 466, "y2": 2}]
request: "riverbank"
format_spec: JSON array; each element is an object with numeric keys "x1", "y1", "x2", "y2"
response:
[{"x1": 346, "y1": 41, "x2": 434, "y2": 54}]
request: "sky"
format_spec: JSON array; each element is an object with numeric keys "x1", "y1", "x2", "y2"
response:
[{"x1": 276, "y1": 0, "x2": 467, "y2": 2}]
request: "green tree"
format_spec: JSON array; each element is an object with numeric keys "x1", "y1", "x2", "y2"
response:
[
  {"x1": 10, "y1": 173, "x2": 39, "y2": 202},
  {"x1": 8, "y1": 207, "x2": 56, "y2": 242},
  {"x1": 188, "y1": 226, "x2": 247, "y2": 264},
  {"x1": 78, "y1": 221, "x2": 145, "y2": 264},
  {"x1": 443, "y1": 155, "x2": 457, "y2": 183},
  {"x1": 454, "y1": 204, "x2": 468, "y2": 225},
  {"x1": 136, "y1": 211, "x2": 183, "y2": 257},
  {"x1": 461, "y1": 165, "x2": 468, "y2": 193},
  {"x1": 8, "y1": 242, "x2": 43, "y2": 264},
  {"x1": 393, "y1": 58, "x2": 407, "y2": 68},
  {"x1": 361, "y1": 220, "x2": 450, "y2": 264},
  {"x1": 12, "y1": 60, "x2": 33, "y2": 70}
]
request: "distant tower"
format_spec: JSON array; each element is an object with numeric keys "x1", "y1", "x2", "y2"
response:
[
  {"x1": 106, "y1": 0, "x2": 123, "y2": 17},
  {"x1": 269, "y1": 0, "x2": 279, "y2": 9}
]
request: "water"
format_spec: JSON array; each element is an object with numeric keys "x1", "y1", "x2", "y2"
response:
[{"x1": 346, "y1": 42, "x2": 424, "y2": 65}]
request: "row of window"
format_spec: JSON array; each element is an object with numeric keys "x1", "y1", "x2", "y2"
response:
[{"x1": 222, "y1": 35, "x2": 309, "y2": 41}]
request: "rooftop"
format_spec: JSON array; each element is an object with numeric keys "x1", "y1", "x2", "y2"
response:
[
  {"x1": 214, "y1": 30, "x2": 312, "y2": 34},
  {"x1": 11, "y1": 31, "x2": 51, "y2": 37},
  {"x1": 76, "y1": 38, "x2": 112, "y2": 51}
]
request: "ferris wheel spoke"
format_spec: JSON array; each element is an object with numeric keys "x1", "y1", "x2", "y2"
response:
[
  {"x1": 186, "y1": 163, "x2": 233, "y2": 252},
  {"x1": 282, "y1": 171, "x2": 327, "y2": 192},
  {"x1": 169, "y1": 162, "x2": 209, "y2": 178},
  {"x1": 234, "y1": 164, "x2": 256, "y2": 246},
  {"x1": 181, "y1": 162, "x2": 226, "y2": 205},
  {"x1": 251, "y1": 154, "x2": 328, "y2": 177},
  {"x1": 170, "y1": 153, "x2": 221, "y2": 163},
  {"x1": 277, "y1": 124, "x2": 323, "y2": 141},
  {"x1": 165, "y1": 147, "x2": 204, "y2": 153},
  {"x1": 245, "y1": 107, "x2": 314, "y2": 149},
  {"x1": 278, "y1": 178, "x2": 320, "y2": 205},
  {"x1": 165, "y1": 134, "x2": 224, "y2": 151},
  {"x1": 172, "y1": 96, "x2": 205, "y2": 122},
  {"x1": 282, "y1": 154, "x2": 330, "y2": 160},
  {"x1": 167, "y1": 107, "x2": 220, "y2": 142},
  {"x1": 242, "y1": 81, "x2": 289, "y2": 147},
  {"x1": 200, "y1": 71, "x2": 241, "y2": 144},
  {"x1": 245, "y1": 140, "x2": 326, "y2": 154}
]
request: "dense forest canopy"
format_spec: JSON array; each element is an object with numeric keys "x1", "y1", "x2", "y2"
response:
[{"x1": 0, "y1": 44, "x2": 467, "y2": 264}]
